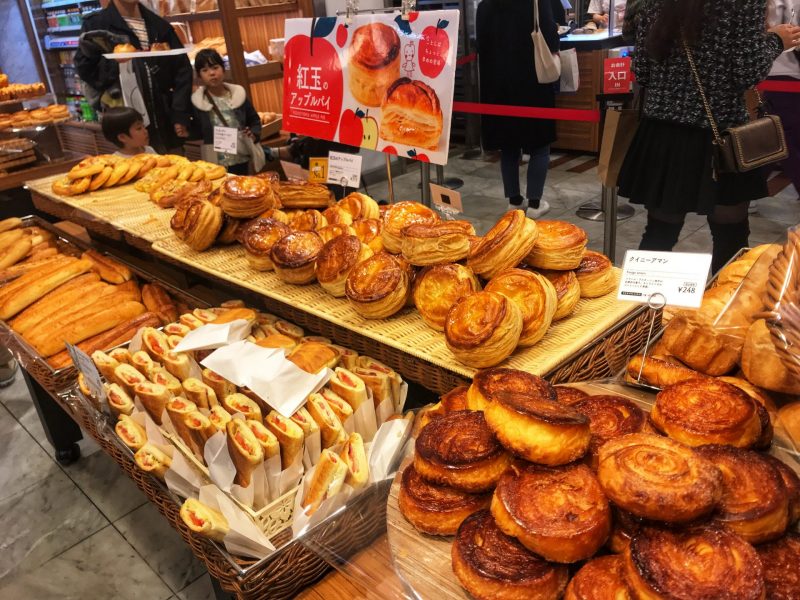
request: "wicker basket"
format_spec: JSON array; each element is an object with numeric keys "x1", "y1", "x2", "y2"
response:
[{"x1": 31, "y1": 191, "x2": 126, "y2": 241}]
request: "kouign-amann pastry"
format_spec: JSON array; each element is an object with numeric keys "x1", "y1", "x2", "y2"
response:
[
  {"x1": 414, "y1": 410, "x2": 511, "y2": 493},
  {"x1": 625, "y1": 354, "x2": 705, "y2": 389},
  {"x1": 755, "y1": 532, "x2": 800, "y2": 600},
  {"x1": 597, "y1": 433, "x2": 723, "y2": 523},
  {"x1": 452, "y1": 509, "x2": 569, "y2": 600},
  {"x1": 764, "y1": 454, "x2": 800, "y2": 525},
  {"x1": 380, "y1": 78, "x2": 443, "y2": 150},
  {"x1": 573, "y1": 394, "x2": 649, "y2": 469},
  {"x1": 554, "y1": 384, "x2": 589, "y2": 406},
  {"x1": 398, "y1": 464, "x2": 491, "y2": 536},
  {"x1": 348, "y1": 23, "x2": 400, "y2": 107},
  {"x1": 564, "y1": 555, "x2": 631, "y2": 600},
  {"x1": 171, "y1": 199, "x2": 223, "y2": 252},
  {"x1": 538, "y1": 268, "x2": 581, "y2": 320},
  {"x1": 444, "y1": 291, "x2": 523, "y2": 368},
  {"x1": 315, "y1": 234, "x2": 374, "y2": 297},
  {"x1": 467, "y1": 210, "x2": 538, "y2": 280},
  {"x1": 485, "y1": 268, "x2": 557, "y2": 347},
  {"x1": 467, "y1": 367, "x2": 554, "y2": 412},
  {"x1": 624, "y1": 526, "x2": 765, "y2": 600},
  {"x1": 321, "y1": 205, "x2": 353, "y2": 227},
  {"x1": 525, "y1": 220, "x2": 587, "y2": 270},
  {"x1": 221, "y1": 176, "x2": 278, "y2": 218},
  {"x1": 575, "y1": 250, "x2": 615, "y2": 298},
  {"x1": 400, "y1": 220, "x2": 476, "y2": 266},
  {"x1": 345, "y1": 252, "x2": 411, "y2": 319},
  {"x1": 240, "y1": 218, "x2": 291, "y2": 271},
  {"x1": 270, "y1": 231, "x2": 324, "y2": 285},
  {"x1": 317, "y1": 223, "x2": 356, "y2": 244},
  {"x1": 413, "y1": 263, "x2": 481, "y2": 331},
  {"x1": 381, "y1": 201, "x2": 440, "y2": 254}
]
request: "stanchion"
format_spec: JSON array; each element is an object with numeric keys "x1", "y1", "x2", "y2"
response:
[
  {"x1": 421, "y1": 162, "x2": 432, "y2": 206},
  {"x1": 602, "y1": 185, "x2": 621, "y2": 260},
  {"x1": 435, "y1": 164, "x2": 464, "y2": 189},
  {"x1": 385, "y1": 154, "x2": 395, "y2": 204},
  {"x1": 576, "y1": 188, "x2": 634, "y2": 224}
]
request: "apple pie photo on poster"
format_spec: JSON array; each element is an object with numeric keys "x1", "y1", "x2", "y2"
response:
[{"x1": 282, "y1": 10, "x2": 460, "y2": 166}]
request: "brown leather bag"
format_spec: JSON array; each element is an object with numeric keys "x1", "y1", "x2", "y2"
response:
[{"x1": 684, "y1": 39, "x2": 788, "y2": 179}]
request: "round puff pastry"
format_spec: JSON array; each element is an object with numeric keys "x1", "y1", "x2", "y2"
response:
[
  {"x1": 380, "y1": 78, "x2": 443, "y2": 150},
  {"x1": 413, "y1": 264, "x2": 481, "y2": 331},
  {"x1": 401, "y1": 220, "x2": 476, "y2": 266},
  {"x1": 317, "y1": 223, "x2": 356, "y2": 244},
  {"x1": 290, "y1": 209, "x2": 328, "y2": 232},
  {"x1": 467, "y1": 367, "x2": 555, "y2": 412},
  {"x1": 573, "y1": 395, "x2": 649, "y2": 470},
  {"x1": 538, "y1": 269, "x2": 581, "y2": 320},
  {"x1": 651, "y1": 378, "x2": 763, "y2": 448},
  {"x1": 345, "y1": 252, "x2": 410, "y2": 319},
  {"x1": 352, "y1": 218, "x2": 384, "y2": 254},
  {"x1": 348, "y1": 23, "x2": 400, "y2": 107},
  {"x1": 695, "y1": 445, "x2": 789, "y2": 544},
  {"x1": 414, "y1": 409, "x2": 511, "y2": 493},
  {"x1": 452, "y1": 510, "x2": 569, "y2": 600},
  {"x1": 491, "y1": 462, "x2": 611, "y2": 563},
  {"x1": 259, "y1": 208, "x2": 290, "y2": 224},
  {"x1": 277, "y1": 182, "x2": 334, "y2": 209},
  {"x1": 321, "y1": 205, "x2": 354, "y2": 227},
  {"x1": 240, "y1": 218, "x2": 292, "y2": 271},
  {"x1": 270, "y1": 230, "x2": 324, "y2": 285},
  {"x1": 315, "y1": 234, "x2": 374, "y2": 297},
  {"x1": 467, "y1": 210, "x2": 538, "y2": 280},
  {"x1": 398, "y1": 464, "x2": 491, "y2": 536},
  {"x1": 444, "y1": 291, "x2": 523, "y2": 368},
  {"x1": 221, "y1": 176, "x2": 278, "y2": 218},
  {"x1": 597, "y1": 433, "x2": 723, "y2": 523},
  {"x1": 338, "y1": 192, "x2": 380, "y2": 221},
  {"x1": 575, "y1": 251, "x2": 615, "y2": 298},
  {"x1": 485, "y1": 268, "x2": 557, "y2": 347},
  {"x1": 381, "y1": 201, "x2": 440, "y2": 254},
  {"x1": 624, "y1": 526, "x2": 765, "y2": 600},
  {"x1": 525, "y1": 220, "x2": 588, "y2": 270},
  {"x1": 564, "y1": 555, "x2": 631, "y2": 600},
  {"x1": 756, "y1": 532, "x2": 800, "y2": 600}
]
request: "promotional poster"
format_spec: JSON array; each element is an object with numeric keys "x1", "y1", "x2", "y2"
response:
[{"x1": 282, "y1": 10, "x2": 460, "y2": 166}]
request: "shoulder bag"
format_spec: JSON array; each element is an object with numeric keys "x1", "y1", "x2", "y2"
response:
[
  {"x1": 532, "y1": 0, "x2": 561, "y2": 83},
  {"x1": 684, "y1": 38, "x2": 788, "y2": 179}
]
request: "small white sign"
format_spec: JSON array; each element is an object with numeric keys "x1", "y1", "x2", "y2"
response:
[
  {"x1": 213, "y1": 126, "x2": 238, "y2": 154},
  {"x1": 617, "y1": 250, "x2": 712, "y2": 309},
  {"x1": 430, "y1": 183, "x2": 464, "y2": 214},
  {"x1": 280, "y1": 160, "x2": 309, "y2": 182},
  {"x1": 66, "y1": 343, "x2": 105, "y2": 400},
  {"x1": 327, "y1": 151, "x2": 363, "y2": 189}
]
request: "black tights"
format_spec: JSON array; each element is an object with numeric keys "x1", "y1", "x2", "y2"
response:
[{"x1": 639, "y1": 202, "x2": 750, "y2": 273}]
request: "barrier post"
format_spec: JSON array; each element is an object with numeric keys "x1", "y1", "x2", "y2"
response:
[
  {"x1": 602, "y1": 185, "x2": 618, "y2": 261},
  {"x1": 421, "y1": 163, "x2": 432, "y2": 206},
  {"x1": 386, "y1": 154, "x2": 395, "y2": 204}
]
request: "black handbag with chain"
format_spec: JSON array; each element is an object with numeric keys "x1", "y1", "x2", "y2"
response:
[{"x1": 684, "y1": 39, "x2": 788, "y2": 179}]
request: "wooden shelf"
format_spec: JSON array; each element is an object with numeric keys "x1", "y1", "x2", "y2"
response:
[
  {"x1": 168, "y1": 1, "x2": 298, "y2": 22},
  {"x1": 247, "y1": 61, "x2": 283, "y2": 83}
]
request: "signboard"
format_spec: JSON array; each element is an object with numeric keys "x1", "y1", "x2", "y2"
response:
[
  {"x1": 308, "y1": 157, "x2": 329, "y2": 183},
  {"x1": 283, "y1": 10, "x2": 460, "y2": 165},
  {"x1": 430, "y1": 182, "x2": 463, "y2": 214},
  {"x1": 327, "y1": 151, "x2": 363, "y2": 189},
  {"x1": 603, "y1": 57, "x2": 633, "y2": 94},
  {"x1": 618, "y1": 250, "x2": 712, "y2": 309}
]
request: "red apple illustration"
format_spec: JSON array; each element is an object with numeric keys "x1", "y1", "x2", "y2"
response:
[
  {"x1": 408, "y1": 11, "x2": 419, "y2": 23},
  {"x1": 382, "y1": 145, "x2": 398, "y2": 155},
  {"x1": 419, "y1": 19, "x2": 450, "y2": 79},
  {"x1": 282, "y1": 17, "x2": 343, "y2": 141},
  {"x1": 336, "y1": 24, "x2": 348, "y2": 48},
  {"x1": 338, "y1": 108, "x2": 364, "y2": 147},
  {"x1": 407, "y1": 149, "x2": 429, "y2": 162}
]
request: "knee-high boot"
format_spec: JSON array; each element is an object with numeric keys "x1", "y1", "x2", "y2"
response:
[
  {"x1": 639, "y1": 215, "x2": 684, "y2": 252},
  {"x1": 709, "y1": 219, "x2": 749, "y2": 274}
]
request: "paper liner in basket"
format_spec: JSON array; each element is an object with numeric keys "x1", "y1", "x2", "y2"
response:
[{"x1": 174, "y1": 319, "x2": 252, "y2": 353}]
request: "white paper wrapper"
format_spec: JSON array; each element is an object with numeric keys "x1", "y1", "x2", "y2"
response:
[
  {"x1": 165, "y1": 450, "x2": 207, "y2": 499},
  {"x1": 201, "y1": 341, "x2": 284, "y2": 387},
  {"x1": 367, "y1": 417, "x2": 413, "y2": 483},
  {"x1": 127, "y1": 327, "x2": 145, "y2": 354},
  {"x1": 351, "y1": 391, "x2": 378, "y2": 443},
  {"x1": 249, "y1": 363, "x2": 331, "y2": 418},
  {"x1": 174, "y1": 320, "x2": 253, "y2": 353},
  {"x1": 302, "y1": 429, "x2": 322, "y2": 470},
  {"x1": 267, "y1": 452, "x2": 304, "y2": 503},
  {"x1": 199, "y1": 485, "x2": 275, "y2": 558},
  {"x1": 204, "y1": 430, "x2": 236, "y2": 492}
]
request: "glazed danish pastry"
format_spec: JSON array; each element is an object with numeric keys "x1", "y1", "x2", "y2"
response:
[
  {"x1": 538, "y1": 269, "x2": 581, "y2": 320},
  {"x1": 321, "y1": 206, "x2": 353, "y2": 227},
  {"x1": 563, "y1": 555, "x2": 631, "y2": 600},
  {"x1": 467, "y1": 210, "x2": 538, "y2": 280},
  {"x1": 525, "y1": 220, "x2": 587, "y2": 270},
  {"x1": 625, "y1": 354, "x2": 705, "y2": 389},
  {"x1": 624, "y1": 526, "x2": 765, "y2": 600},
  {"x1": 239, "y1": 218, "x2": 291, "y2": 271},
  {"x1": 315, "y1": 234, "x2": 374, "y2": 297},
  {"x1": 400, "y1": 220, "x2": 476, "y2": 266},
  {"x1": 290, "y1": 209, "x2": 328, "y2": 232},
  {"x1": 452, "y1": 509, "x2": 569, "y2": 600},
  {"x1": 352, "y1": 218, "x2": 384, "y2": 254},
  {"x1": 270, "y1": 231, "x2": 324, "y2": 285},
  {"x1": 398, "y1": 464, "x2": 491, "y2": 536},
  {"x1": 381, "y1": 201, "x2": 440, "y2": 254},
  {"x1": 338, "y1": 192, "x2": 380, "y2": 221},
  {"x1": 444, "y1": 291, "x2": 523, "y2": 368},
  {"x1": 756, "y1": 532, "x2": 800, "y2": 600},
  {"x1": 412, "y1": 263, "x2": 481, "y2": 331},
  {"x1": 171, "y1": 199, "x2": 223, "y2": 252},
  {"x1": 348, "y1": 23, "x2": 401, "y2": 106},
  {"x1": 597, "y1": 433, "x2": 723, "y2": 523},
  {"x1": 317, "y1": 224, "x2": 356, "y2": 244},
  {"x1": 575, "y1": 250, "x2": 615, "y2": 298},
  {"x1": 345, "y1": 252, "x2": 410, "y2": 319},
  {"x1": 380, "y1": 78, "x2": 443, "y2": 150},
  {"x1": 414, "y1": 410, "x2": 511, "y2": 493},
  {"x1": 277, "y1": 182, "x2": 334, "y2": 209},
  {"x1": 651, "y1": 378, "x2": 763, "y2": 448},
  {"x1": 467, "y1": 367, "x2": 555, "y2": 412},
  {"x1": 695, "y1": 445, "x2": 789, "y2": 544},
  {"x1": 221, "y1": 176, "x2": 278, "y2": 218},
  {"x1": 491, "y1": 462, "x2": 611, "y2": 563},
  {"x1": 572, "y1": 394, "x2": 649, "y2": 469},
  {"x1": 485, "y1": 268, "x2": 557, "y2": 347}
]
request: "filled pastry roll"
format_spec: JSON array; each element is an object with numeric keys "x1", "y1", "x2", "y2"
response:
[
  {"x1": 319, "y1": 388, "x2": 354, "y2": 424},
  {"x1": 115, "y1": 414, "x2": 147, "y2": 451},
  {"x1": 182, "y1": 377, "x2": 219, "y2": 409},
  {"x1": 202, "y1": 368, "x2": 236, "y2": 402},
  {"x1": 265, "y1": 410, "x2": 305, "y2": 469},
  {"x1": 91, "y1": 350, "x2": 120, "y2": 384},
  {"x1": 209, "y1": 405, "x2": 232, "y2": 432},
  {"x1": 184, "y1": 411, "x2": 216, "y2": 457},
  {"x1": 166, "y1": 397, "x2": 198, "y2": 444},
  {"x1": 163, "y1": 351, "x2": 192, "y2": 381},
  {"x1": 353, "y1": 367, "x2": 392, "y2": 408},
  {"x1": 340, "y1": 432, "x2": 368, "y2": 488},
  {"x1": 114, "y1": 363, "x2": 147, "y2": 396},
  {"x1": 222, "y1": 393, "x2": 262, "y2": 422},
  {"x1": 307, "y1": 393, "x2": 347, "y2": 449},
  {"x1": 109, "y1": 347, "x2": 133, "y2": 365},
  {"x1": 105, "y1": 383, "x2": 135, "y2": 417},
  {"x1": 179, "y1": 313, "x2": 205, "y2": 330},
  {"x1": 147, "y1": 366, "x2": 183, "y2": 397},
  {"x1": 180, "y1": 498, "x2": 229, "y2": 542},
  {"x1": 226, "y1": 419, "x2": 264, "y2": 487},
  {"x1": 134, "y1": 443, "x2": 172, "y2": 479},
  {"x1": 247, "y1": 419, "x2": 280, "y2": 460},
  {"x1": 302, "y1": 449, "x2": 348, "y2": 515},
  {"x1": 130, "y1": 350, "x2": 155, "y2": 376},
  {"x1": 164, "y1": 322, "x2": 191, "y2": 337},
  {"x1": 290, "y1": 407, "x2": 321, "y2": 437},
  {"x1": 328, "y1": 367, "x2": 369, "y2": 411},
  {"x1": 134, "y1": 381, "x2": 172, "y2": 425},
  {"x1": 287, "y1": 341, "x2": 339, "y2": 374},
  {"x1": 141, "y1": 327, "x2": 170, "y2": 361}
]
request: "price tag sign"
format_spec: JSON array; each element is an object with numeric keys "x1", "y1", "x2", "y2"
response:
[
  {"x1": 280, "y1": 160, "x2": 310, "y2": 181},
  {"x1": 327, "y1": 151, "x2": 363, "y2": 189},
  {"x1": 430, "y1": 183, "x2": 464, "y2": 215},
  {"x1": 618, "y1": 250, "x2": 712, "y2": 309},
  {"x1": 66, "y1": 343, "x2": 105, "y2": 401},
  {"x1": 308, "y1": 157, "x2": 329, "y2": 183},
  {"x1": 213, "y1": 126, "x2": 238, "y2": 154}
]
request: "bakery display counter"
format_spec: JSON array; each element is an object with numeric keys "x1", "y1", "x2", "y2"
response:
[{"x1": 0, "y1": 151, "x2": 83, "y2": 192}]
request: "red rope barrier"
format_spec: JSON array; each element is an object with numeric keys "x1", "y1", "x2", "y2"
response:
[
  {"x1": 456, "y1": 53, "x2": 477, "y2": 66},
  {"x1": 757, "y1": 80, "x2": 800, "y2": 93},
  {"x1": 452, "y1": 101, "x2": 601, "y2": 122}
]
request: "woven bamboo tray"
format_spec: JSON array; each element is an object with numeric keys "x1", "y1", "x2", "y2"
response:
[{"x1": 151, "y1": 236, "x2": 650, "y2": 392}]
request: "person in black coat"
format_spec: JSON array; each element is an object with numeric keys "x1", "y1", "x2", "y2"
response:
[
  {"x1": 74, "y1": 0, "x2": 193, "y2": 153},
  {"x1": 476, "y1": 0, "x2": 562, "y2": 218}
]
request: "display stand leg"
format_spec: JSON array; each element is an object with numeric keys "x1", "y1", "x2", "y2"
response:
[
  {"x1": 602, "y1": 186, "x2": 618, "y2": 261},
  {"x1": 421, "y1": 163, "x2": 432, "y2": 206},
  {"x1": 575, "y1": 185, "x2": 635, "y2": 222},
  {"x1": 210, "y1": 575, "x2": 235, "y2": 600},
  {"x1": 386, "y1": 154, "x2": 395, "y2": 204},
  {"x1": 23, "y1": 369, "x2": 82, "y2": 465},
  {"x1": 435, "y1": 164, "x2": 464, "y2": 189}
]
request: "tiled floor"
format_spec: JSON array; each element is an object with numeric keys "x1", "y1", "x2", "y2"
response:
[{"x1": 1, "y1": 150, "x2": 798, "y2": 599}]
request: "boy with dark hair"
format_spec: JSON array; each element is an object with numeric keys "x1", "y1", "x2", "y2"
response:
[{"x1": 101, "y1": 106, "x2": 156, "y2": 156}]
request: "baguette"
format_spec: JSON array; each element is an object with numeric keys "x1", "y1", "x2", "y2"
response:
[
  {"x1": 0, "y1": 257, "x2": 92, "y2": 320},
  {"x1": 10, "y1": 273, "x2": 103, "y2": 334},
  {"x1": 0, "y1": 217, "x2": 22, "y2": 233},
  {"x1": 0, "y1": 255, "x2": 74, "y2": 304},
  {"x1": 141, "y1": 282, "x2": 177, "y2": 324},
  {"x1": 31, "y1": 300, "x2": 146, "y2": 357},
  {"x1": 28, "y1": 246, "x2": 58, "y2": 260},
  {"x1": 0, "y1": 254, "x2": 64, "y2": 281},
  {"x1": 81, "y1": 249, "x2": 132, "y2": 284},
  {"x1": 21, "y1": 282, "x2": 118, "y2": 342},
  {"x1": 0, "y1": 235, "x2": 31, "y2": 269},
  {"x1": 46, "y1": 312, "x2": 161, "y2": 369},
  {"x1": 0, "y1": 228, "x2": 24, "y2": 251}
]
